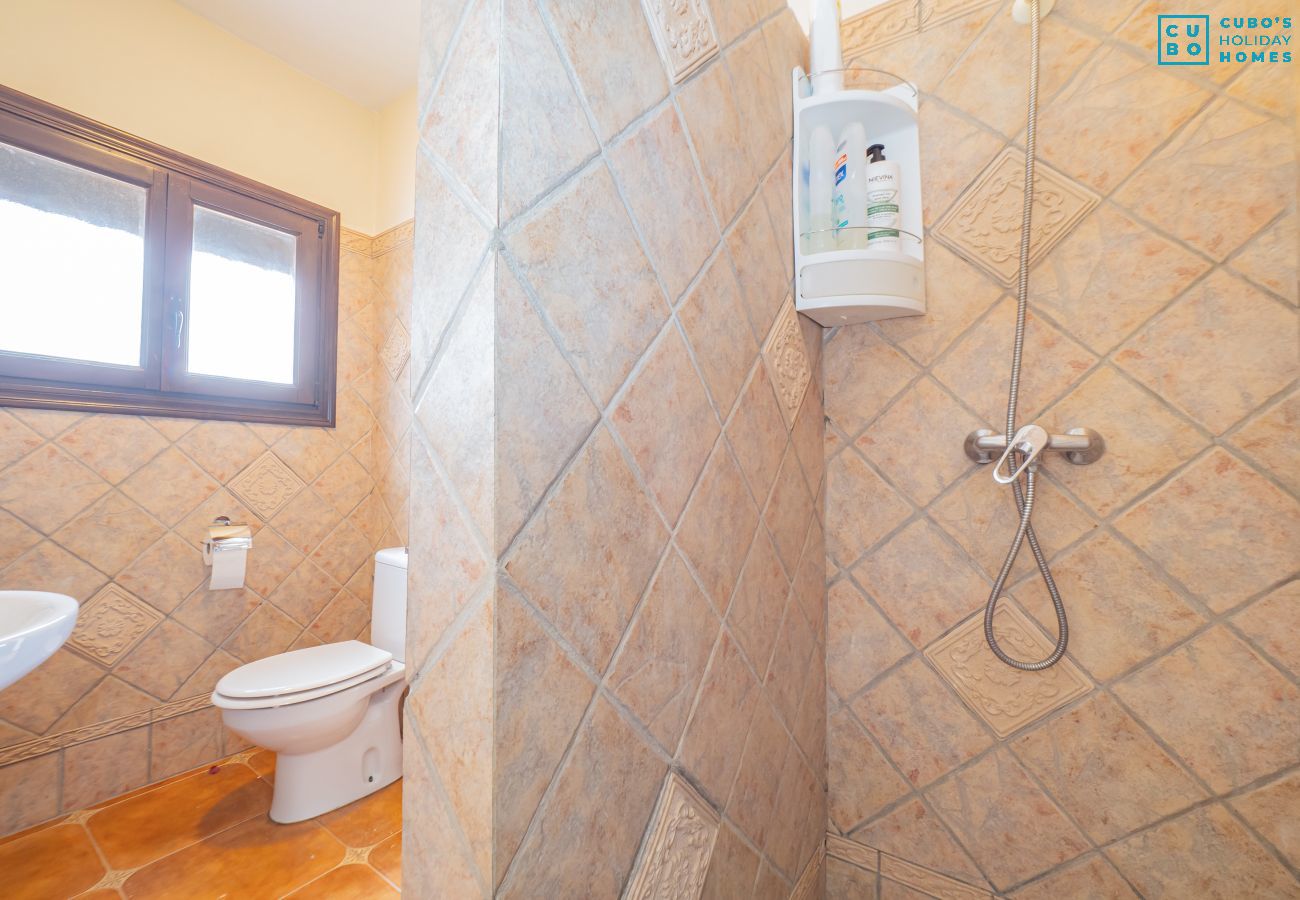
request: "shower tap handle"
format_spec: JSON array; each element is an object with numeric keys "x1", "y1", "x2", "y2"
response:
[{"x1": 992, "y1": 424, "x2": 1049, "y2": 484}]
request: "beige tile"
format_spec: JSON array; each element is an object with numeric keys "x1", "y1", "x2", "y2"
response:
[
  {"x1": 271, "y1": 429, "x2": 343, "y2": 485},
  {"x1": 1232, "y1": 581, "x2": 1300, "y2": 677},
  {"x1": 916, "y1": 101, "x2": 1003, "y2": 225},
  {"x1": 0, "y1": 647, "x2": 103, "y2": 733},
  {"x1": 679, "y1": 631, "x2": 761, "y2": 807},
  {"x1": 1113, "y1": 626, "x2": 1300, "y2": 793},
  {"x1": 0, "y1": 410, "x2": 44, "y2": 470},
  {"x1": 52, "y1": 492, "x2": 165, "y2": 577},
  {"x1": 506, "y1": 162, "x2": 668, "y2": 405},
  {"x1": 270, "y1": 488, "x2": 337, "y2": 555},
  {"x1": 855, "y1": 657, "x2": 992, "y2": 788},
  {"x1": 853, "y1": 519, "x2": 987, "y2": 648},
  {"x1": 679, "y1": 254, "x2": 758, "y2": 416},
  {"x1": 0, "y1": 752, "x2": 60, "y2": 835},
  {"x1": 933, "y1": 298, "x2": 1099, "y2": 431},
  {"x1": 115, "y1": 619, "x2": 214, "y2": 700},
  {"x1": 726, "y1": 697, "x2": 788, "y2": 848},
  {"x1": 1229, "y1": 389, "x2": 1298, "y2": 495},
  {"x1": 1041, "y1": 365, "x2": 1208, "y2": 517},
  {"x1": 173, "y1": 585, "x2": 260, "y2": 646},
  {"x1": 1014, "y1": 692, "x2": 1205, "y2": 843},
  {"x1": 116, "y1": 533, "x2": 209, "y2": 614},
  {"x1": 1034, "y1": 205, "x2": 1212, "y2": 355},
  {"x1": 505, "y1": 426, "x2": 667, "y2": 671},
  {"x1": 609, "y1": 103, "x2": 718, "y2": 301},
  {"x1": 609, "y1": 549, "x2": 718, "y2": 749},
  {"x1": 56, "y1": 416, "x2": 168, "y2": 485},
  {"x1": 493, "y1": 591, "x2": 594, "y2": 886},
  {"x1": 826, "y1": 452, "x2": 909, "y2": 567},
  {"x1": 0, "y1": 509, "x2": 40, "y2": 572},
  {"x1": 62, "y1": 726, "x2": 149, "y2": 811},
  {"x1": 119, "y1": 448, "x2": 218, "y2": 527},
  {"x1": 175, "y1": 421, "x2": 266, "y2": 483},
  {"x1": 841, "y1": 0, "x2": 920, "y2": 56},
  {"x1": 312, "y1": 453, "x2": 371, "y2": 518},
  {"x1": 308, "y1": 590, "x2": 369, "y2": 643},
  {"x1": 823, "y1": 327, "x2": 920, "y2": 437},
  {"x1": 223, "y1": 602, "x2": 301, "y2": 664},
  {"x1": 1037, "y1": 46, "x2": 1211, "y2": 194},
  {"x1": 1107, "y1": 804, "x2": 1297, "y2": 900},
  {"x1": 828, "y1": 855, "x2": 880, "y2": 900},
  {"x1": 752, "y1": 860, "x2": 789, "y2": 900},
  {"x1": 851, "y1": 799, "x2": 987, "y2": 889},
  {"x1": 925, "y1": 604, "x2": 1091, "y2": 738},
  {"x1": 498, "y1": 698, "x2": 664, "y2": 899},
  {"x1": 726, "y1": 363, "x2": 788, "y2": 505},
  {"x1": 702, "y1": 822, "x2": 762, "y2": 900},
  {"x1": 1116, "y1": 99, "x2": 1295, "y2": 261},
  {"x1": 67, "y1": 584, "x2": 161, "y2": 667},
  {"x1": 1015, "y1": 532, "x2": 1204, "y2": 681},
  {"x1": 676, "y1": 442, "x2": 760, "y2": 610},
  {"x1": 726, "y1": 191, "x2": 789, "y2": 343},
  {"x1": 1230, "y1": 769, "x2": 1300, "y2": 870},
  {"x1": 927, "y1": 748, "x2": 1089, "y2": 891},
  {"x1": 49, "y1": 676, "x2": 153, "y2": 733},
  {"x1": 1010, "y1": 854, "x2": 1138, "y2": 900},
  {"x1": 1115, "y1": 271, "x2": 1296, "y2": 434},
  {"x1": 8, "y1": 408, "x2": 84, "y2": 439},
  {"x1": 0, "y1": 540, "x2": 105, "y2": 605},
  {"x1": 543, "y1": 0, "x2": 665, "y2": 141},
  {"x1": 0, "y1": 444, "x2": 109, "y2": 534},
  {"x1": 1230, "y1": 212, "x2": 1297, "y2": 304},
  {"x1": 310, "y1": 519, "x2": 372, "y2": 586},
  {"x1": 677, "y1": 60, "x2": 758, "y2": 226},
  {"x1": 401, "y1": 730, "x2": 481, "y2": 897},
  {"x1": 495, "y1": 263, "x2": 599, "y2": 551},
  {"x1": 764, "y1": 446, "x2": 815, "y2": 573},
  {"x1": 613, "y1": 328, "x2": 718, "y2": 523},
  {"x1": 1115, "y1": 449, "x2": 1299, "y2": 611},
  {"x1": 877, "y1": 243, "x2": 1004, "y2": 366},
  {"x1": 828, "y1": 707, "x2": 911, "y2": 832},
  {"x1": 727, "y1": 30, "x2": 787, "y2": 171},
  {"x1": 790, "y1": 375, "x2": 823, "y2": 491},
  {"x1": 420, "y1": 0, "x2": 500, "y2": 215},
  {"x1": 826, "y1": 579, "x2": 911, "y2": 700},
  {"x1": 766, "y1": 602, "x2": 815, "y2": 728},
  {"x1": 856, "y1": 378, "x2": 984, "y2": 506},
  {"x1": 150, "y1": 707, "x2": 224, "y2": 780},
  {"x1": 850, "y1": 4, "x2": 992, "y2": 97}
]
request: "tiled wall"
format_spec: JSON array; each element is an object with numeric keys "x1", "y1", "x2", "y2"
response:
[
  {"x1": 409, "y1": 0, "x2": 828, "y2": 896},
  {"x1": 0, "y1": 221, "x2": 414, "y2": 836},
  {"x1": 823, "y1": 1, "x2": 1298, "y2": 897}
]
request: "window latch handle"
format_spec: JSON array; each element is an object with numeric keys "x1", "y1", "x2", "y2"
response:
[{"x1": 173, "y1": 306, "x2": 184, "y2": 349}]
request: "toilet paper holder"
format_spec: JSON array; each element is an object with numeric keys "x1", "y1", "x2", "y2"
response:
[{"x1": 202, "y1": 516, "x2": 253, "y2": 564}]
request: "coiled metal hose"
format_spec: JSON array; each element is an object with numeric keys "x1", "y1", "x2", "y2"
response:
[{"x1": 982, "y1": 0, "x2": 1069, "y2": 671}]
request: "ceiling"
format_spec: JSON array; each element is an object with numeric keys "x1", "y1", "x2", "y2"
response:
[{"x1": 177, "y1": 0, "x2": 419, "y2": 109}]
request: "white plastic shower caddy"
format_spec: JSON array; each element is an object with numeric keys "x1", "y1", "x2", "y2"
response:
[{"x1": 791, "y1": 67, "x2": 926, "y2": 326}]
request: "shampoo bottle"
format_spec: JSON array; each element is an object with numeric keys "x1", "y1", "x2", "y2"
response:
[
  {"x1": 808, "y1": 125, "x2": 836, "y2": 253},
  {"x1": 865, "y1": 143, "x2": 901, "y2": 251},
  {"x1": 833, "y1": 123, "x2": 868, "y2": 250}
]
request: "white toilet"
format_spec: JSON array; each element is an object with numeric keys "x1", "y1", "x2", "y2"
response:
[{"x1": 213, "y1": 547, "x2": 408, "y2": 823}]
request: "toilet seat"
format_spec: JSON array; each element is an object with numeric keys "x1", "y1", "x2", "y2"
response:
[{"x1": 213, "y1": 640, "x2": 393, "y2": 711}]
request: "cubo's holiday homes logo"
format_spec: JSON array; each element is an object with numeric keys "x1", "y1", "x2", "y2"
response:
[
  {"x1": 1158, "y1": 15, "x2": 1210, "y2": 64},
  {"x1": 1158, "y1": 14, "x2": 1294, "y2": 66}
]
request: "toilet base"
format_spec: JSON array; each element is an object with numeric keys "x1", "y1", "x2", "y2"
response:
[{"x1": 268, "y1": 678, "x2": 404, "y2": 823}]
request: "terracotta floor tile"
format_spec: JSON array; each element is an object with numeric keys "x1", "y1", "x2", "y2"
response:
[
  {"x1": 88, "y1": 762, "x2": 272, "y2": 870},
  {"x1": 286, "y1": 864, "x2": 400, "y2": 898},
  {"x1": 369, "y1": 833, "x2": 402, "y2": 887},
  {"x1": 316, "y1": 780, "x2": 402, "y2": 848},
  {"x1": 122, "y1": 816, "x2": 344, "y2": 900},
  {"x1": 76, "y1": 891, "x2": 123, "y2": 900},
  {"x1": 0, "y1": 823, "x2": 104, "y2": 900},
  {"x1": 247, "y1": 749, "x2": 276, "y2": 779}
]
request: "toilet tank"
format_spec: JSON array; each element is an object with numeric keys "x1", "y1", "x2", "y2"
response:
[{"x1": 371, "y1": 547, "x2": 408, "y2": 663}]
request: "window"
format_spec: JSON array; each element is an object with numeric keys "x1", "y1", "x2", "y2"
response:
[{"x1": 0, "y1": 85, "x2": 339, "y2": 426}]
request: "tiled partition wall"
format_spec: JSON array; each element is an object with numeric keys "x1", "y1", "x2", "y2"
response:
[
  {"x1": 0, "y1": 222, "x2": 414, "y2": 836},
  {"x1": 409, "y1": 0, "x2": 829, "y2": 896},
  {"x1": 823, "y1": 1, "x2": 1298, "y2": 898}
]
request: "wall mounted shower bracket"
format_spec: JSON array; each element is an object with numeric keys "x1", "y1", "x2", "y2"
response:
[
  {"x1": 964, "y1": 427, "x2": 1105, "y2": 467},
  {"x1": 1012, "y1": 0, "x2": 1055, "y2": 23}
]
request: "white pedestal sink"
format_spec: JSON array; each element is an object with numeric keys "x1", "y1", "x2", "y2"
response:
[{"x1": 0, "y1": 591, "x2": 79, "y2": 691}]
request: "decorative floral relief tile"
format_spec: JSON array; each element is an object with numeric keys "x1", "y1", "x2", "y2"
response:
[
  {"x1": 842, "y1": 0, "x2": 921, "y2": 56},
  {"x1": 934, "y1": 148, "x2": 1099, "y2": 287},
  {"x1": 764, "y1": 299, "x2": 812, "y2": 427},
  {"x1": 921, "y1": 0, "x2": 1000, "y2": 30},
  {"x1": 68, "y1": 585, "x2": 162, "y2": 666},
  {"x1": 924, "y1": 603, "x2": 1091, "y2": 738},
  {"x1": 228, "y1": 451, "x2": 306, "y2": 521},
  {"x1": 791, "y1": 847, "x2": 825, "y2": 900},
  {"x1": 379, "y1": 321, "x2": 411, "y2": 381},
  {"x1": 881, "y1": 853, "x2": 993, "y2": 900},
  {"x1": 640, "y1": 0, "x2": 718, "y2": 83},
  {"x1": 827, "y1": 834, "x2": 878, "y2": 872},
  {"x1": 624, "y1": 771, "x2": 720, "y2": 900}
]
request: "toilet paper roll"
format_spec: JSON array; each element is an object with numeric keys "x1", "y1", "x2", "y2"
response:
[{"x1": 209, "y1": 546, "x2": 248, "y2": 590}]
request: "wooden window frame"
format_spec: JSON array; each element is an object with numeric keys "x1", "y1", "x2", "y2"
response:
[{"x1": 0, "y1": 85, "x2": 340, "y2": 427}]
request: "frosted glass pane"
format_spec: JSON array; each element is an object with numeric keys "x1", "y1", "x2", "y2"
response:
[
  {"x1": 188, "y1": 206, "x2": 296, "y2": 384},
  {"x1": 0, "y1": 140, "x2": 146, "y2": 366}
]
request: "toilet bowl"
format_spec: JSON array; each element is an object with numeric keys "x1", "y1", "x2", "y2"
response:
[{"x1": 213, "y1": 547, "x2": 408, "y2": 823}]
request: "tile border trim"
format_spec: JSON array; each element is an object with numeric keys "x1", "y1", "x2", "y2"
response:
[{"x1": 827, "y1": 832, "x2": 995, "y2": 899}]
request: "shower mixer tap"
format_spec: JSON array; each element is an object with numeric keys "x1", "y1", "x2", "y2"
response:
[{"x1": 963, "y1": 426, "x2": 1105, "y2": 468}]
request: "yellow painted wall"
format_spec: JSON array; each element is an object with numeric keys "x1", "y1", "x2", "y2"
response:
[{"x1": 0, "y1": 0, "x2": 414, "y2": 235}]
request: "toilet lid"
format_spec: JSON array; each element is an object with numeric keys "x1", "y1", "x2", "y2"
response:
[{"x1": 215, "y1": 640, "x2": 393, "y2": 700}]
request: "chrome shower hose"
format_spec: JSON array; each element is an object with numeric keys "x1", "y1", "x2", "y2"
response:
[{"x1": 983, "y1": 0, "x2": 1069, "y2": 671}]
